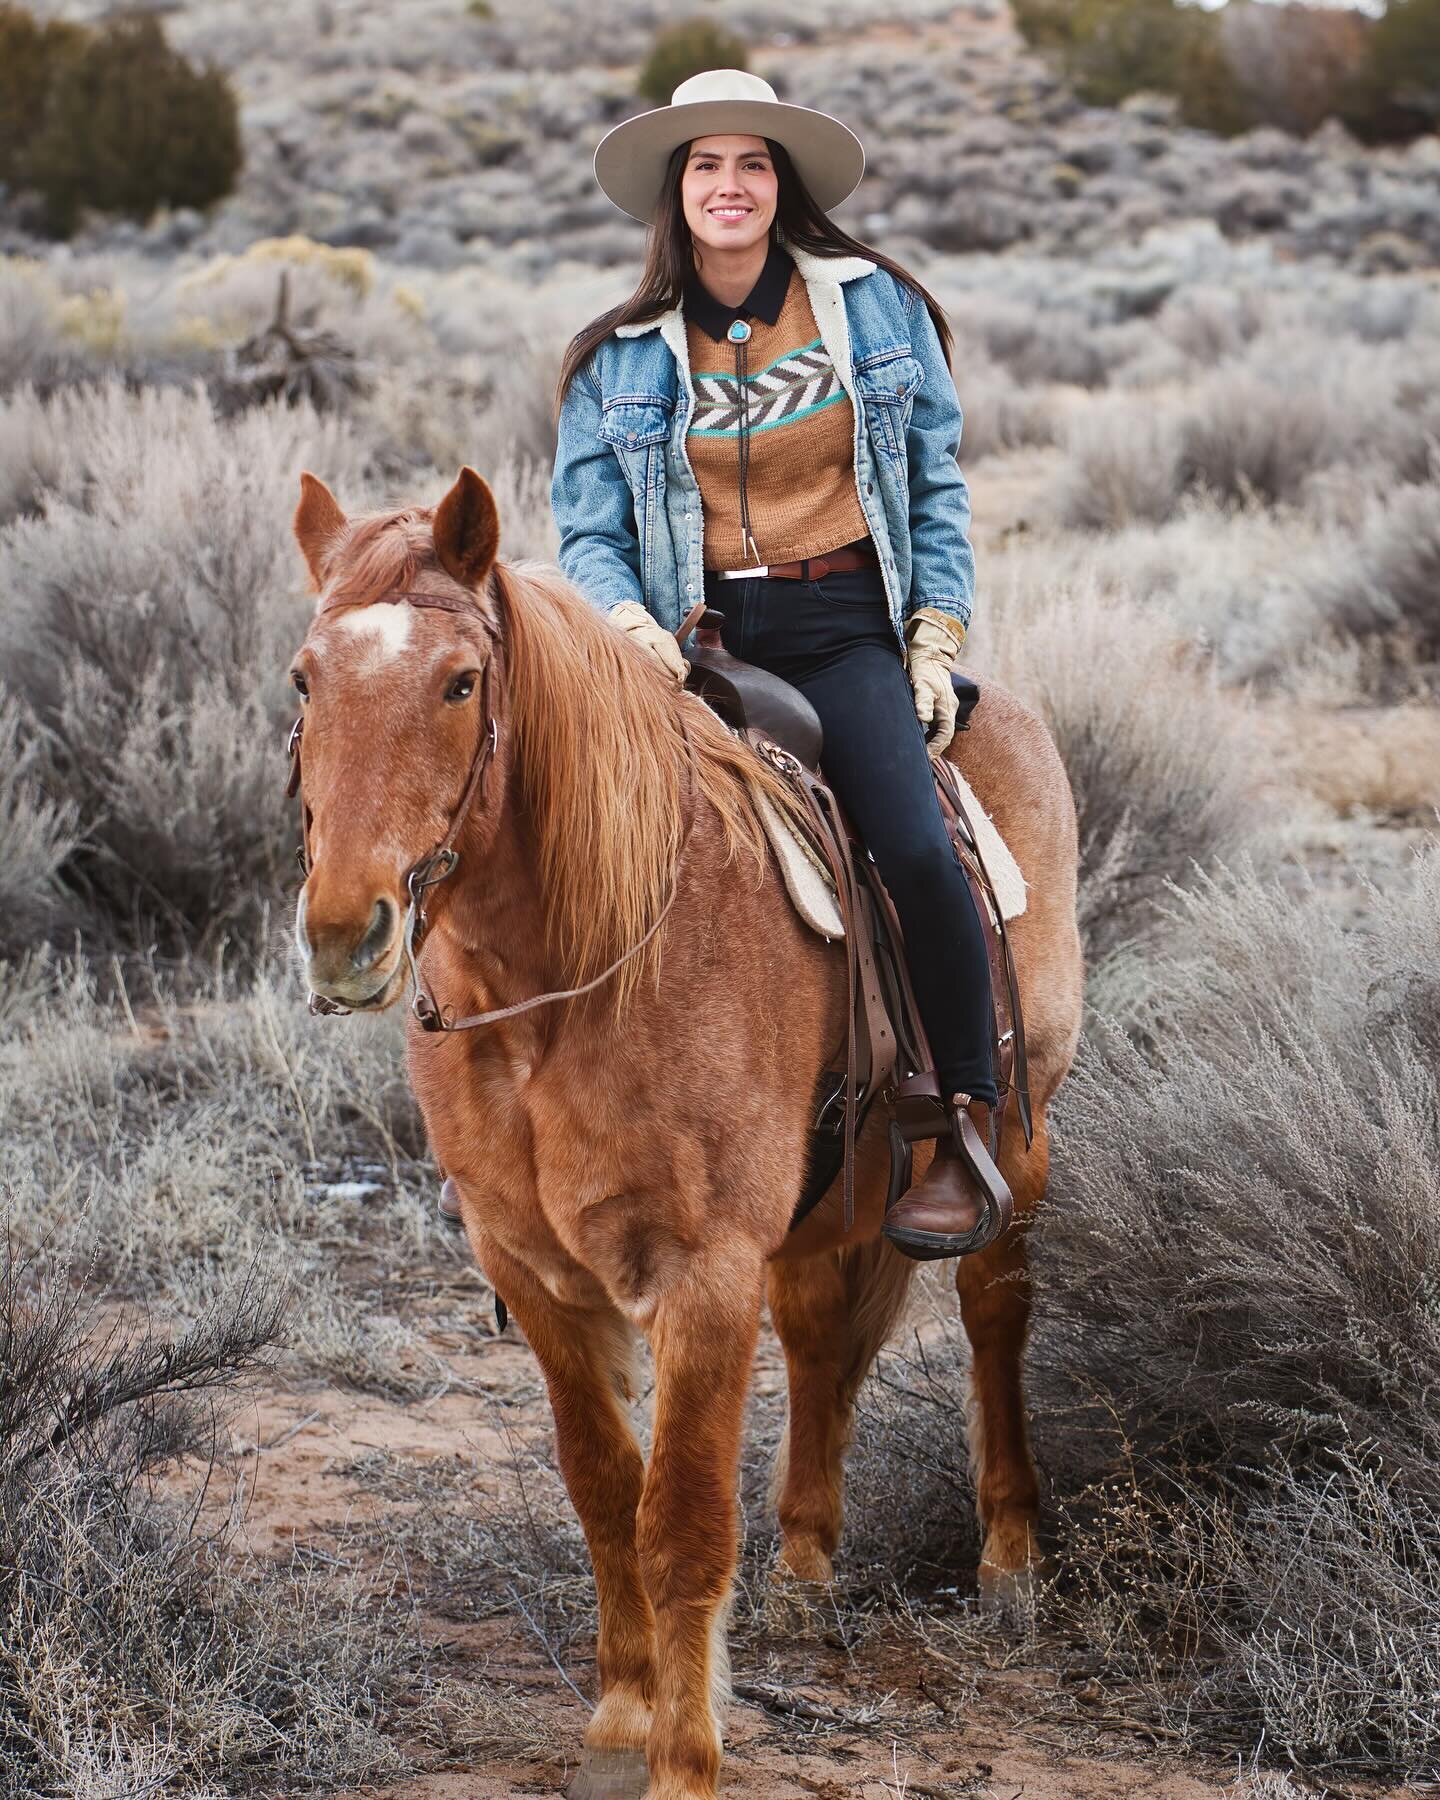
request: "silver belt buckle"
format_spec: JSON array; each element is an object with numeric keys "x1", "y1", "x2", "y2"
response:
[{"x1": 718, "y1": 565, "x2": 767, "y2": 580}]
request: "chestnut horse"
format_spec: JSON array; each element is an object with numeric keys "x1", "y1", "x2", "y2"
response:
[{"x1": 288, "y1": 468, "x2": 1083, "y2": 1800}]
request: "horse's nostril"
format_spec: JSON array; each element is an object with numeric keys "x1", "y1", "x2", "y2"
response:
[{"x1": 352, "y1": 896, "x2": 397, "y2": 970}]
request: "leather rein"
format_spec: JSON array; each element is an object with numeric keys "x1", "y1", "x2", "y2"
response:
[{"x1": 287, "y1": 578, "x2": 695, "y2": 1034}]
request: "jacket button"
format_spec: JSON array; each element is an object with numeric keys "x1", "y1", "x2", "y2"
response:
[
  {"x1": 897, "y1": 384, "x2": 907, "y2": 396},
  {"x1": 628, "y1": 431, "x2": 637, "y2": 444}
]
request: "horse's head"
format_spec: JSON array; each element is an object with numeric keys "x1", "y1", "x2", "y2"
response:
[{"x1": 288, "y1": 467, "x2": 503, "y2": 1012}]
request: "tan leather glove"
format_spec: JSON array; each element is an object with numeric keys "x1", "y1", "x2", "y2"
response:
[
  {"x1": 607, "y1": 600, "x2": 688, "y2": 687},
  {"x1": 905, "y1": 610, "x2": 967, "y2": 756}
]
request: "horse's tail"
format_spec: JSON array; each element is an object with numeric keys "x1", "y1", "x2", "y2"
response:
[{"x1": 836, "y1": 1236, "x2": 917, "y2": 1405}]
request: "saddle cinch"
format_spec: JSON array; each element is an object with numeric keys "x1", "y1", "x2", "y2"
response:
[{"x1": 681, "y1": 606, "x2": 1033, "y2": 1235}]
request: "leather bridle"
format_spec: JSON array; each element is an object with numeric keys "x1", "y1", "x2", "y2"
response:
[{"x1": 287, "y1": 576, "x2": 695, "y2": 1034}]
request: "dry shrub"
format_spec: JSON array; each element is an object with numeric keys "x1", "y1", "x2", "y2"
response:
[
  {"x1": 848, "y1": 847, "x2": 1440, "y2": 1781},
  {"x1": 1056, "y1": 393, "x2": 1182, "y2": 529},
  {"x1": 1259, "y1": 701, "x2": 1440, "y2": 820},
  {"x1": 1305, "y1": 477, "x2": 1440, "y2": 690},
  {"x1": 954, "y1": 358, "x2": 1059, "y2": 462},
  {"x1": 1219, "y1": 474, "x2": 1440, "y2": 697},
  {"x1": 0, "y1": 950, "x2": 463, "y2": 1394},
  {"x1": 0, "y1": 379, "x2": 560, "y2": 955},
  {"x1": 1219, "y1": 2, "x2": 1373, "y2": 138},
  {"x1": 1036, "y1": 848, "x2": 1440, "y2": 1777},
  {"x1": 0, "y1": 1245, "x2": 469, "y2": 1794},
  {"x1": 0, "y1": 688, "x2": 76, "y2": 957},
  {"x1": 0, "y1": 383, "x2": 364, "y2": 955},
  {"x1": 1058, "y1": 337, "x2": 1440, "y2": 528},
  {"x1": 978, "y1": 582, "x2": 1263, "y2": 962}
]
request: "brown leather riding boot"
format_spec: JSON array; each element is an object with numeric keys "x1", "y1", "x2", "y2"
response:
[{"x1": 882, "y1": 1095, "x2": 1014, "y2": 1262}]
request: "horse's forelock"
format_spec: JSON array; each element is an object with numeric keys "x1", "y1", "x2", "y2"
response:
[{"x1": 318, "y1": 507, "x2": 454, "y2": 611}]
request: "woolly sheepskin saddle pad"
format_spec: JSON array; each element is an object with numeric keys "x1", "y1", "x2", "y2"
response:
[{"x1": 756, "y1": 774, "x2": 1027, "y2": 942}]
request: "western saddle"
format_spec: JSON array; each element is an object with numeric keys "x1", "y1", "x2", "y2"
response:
[{"x1": 681, "y1": 605, "x2": 1032, "y2": 1237}]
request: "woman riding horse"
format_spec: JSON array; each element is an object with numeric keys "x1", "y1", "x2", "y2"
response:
[
  {"x1": 287, "y1": 63, "x2": 1082, "y2": 1800},
  {"x1": 552, "y1": 68, "x2": 1007, "y2": 1259}
]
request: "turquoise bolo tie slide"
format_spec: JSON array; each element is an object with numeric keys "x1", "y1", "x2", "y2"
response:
[{"x1": 727, "y1": 319, "x2": 752, "y2": 342}]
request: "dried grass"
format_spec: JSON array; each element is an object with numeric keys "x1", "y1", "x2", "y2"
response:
[
  {"x1": 843, "y1": 847, "x2": 1440, "y2": 1784},
  {"x1": 0, "y1": 1242, "x2": 508, "y2": 1794}
]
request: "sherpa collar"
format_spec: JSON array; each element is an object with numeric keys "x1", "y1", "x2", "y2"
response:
[{"x1": 613, "y1": 245, "x2": 876, "y2": 340}]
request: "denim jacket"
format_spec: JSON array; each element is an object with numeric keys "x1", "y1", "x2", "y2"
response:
[{"x1": 550, "y1": 244, "x2": 975, "y2": 648}]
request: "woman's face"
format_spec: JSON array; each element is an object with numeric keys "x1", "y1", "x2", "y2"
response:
[{"x1": 681, "y1": 135, "x2": 777, "y2": 258}]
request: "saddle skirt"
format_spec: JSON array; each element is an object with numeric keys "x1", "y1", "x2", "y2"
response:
[{"x1": 757, "y1": 767, "x2": 1027, "y2": 941}]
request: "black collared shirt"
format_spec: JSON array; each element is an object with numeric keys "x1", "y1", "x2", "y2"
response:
[{"x1": 684, "y1": 239, "x2": 794, "y2": 343}]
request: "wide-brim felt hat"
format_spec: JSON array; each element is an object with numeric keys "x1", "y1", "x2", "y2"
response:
[{"x1": 593, "y1": 68, "x2": 865, "y2": 225}]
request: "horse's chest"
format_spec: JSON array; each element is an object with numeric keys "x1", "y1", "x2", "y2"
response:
[{"x1": 422, "y1": 1048, "x2": 684, "y2": 1316}]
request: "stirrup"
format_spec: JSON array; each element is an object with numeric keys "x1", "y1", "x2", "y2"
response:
[{"x1": 881, "y1": 1094, "x2": 1014, "y2": 1262}]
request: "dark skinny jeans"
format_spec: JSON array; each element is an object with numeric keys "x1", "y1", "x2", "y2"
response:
[{"x1": 705, "y1": 564, "x2": 998, "y2": 1108}]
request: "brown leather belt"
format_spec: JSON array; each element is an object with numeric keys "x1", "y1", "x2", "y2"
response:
[{"x1": 710, "y1": 542, "x2": 877, "y2": 582}]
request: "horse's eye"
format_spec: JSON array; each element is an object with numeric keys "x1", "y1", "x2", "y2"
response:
[
  {"x1": 446, "y1": 672, "x2": 477, "y2": 703},
  {"x1": 291, "y1": 669, "x2": 310, "y2": 700}
]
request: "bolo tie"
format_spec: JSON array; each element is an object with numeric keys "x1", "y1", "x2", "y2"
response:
[{"x1": 727, "y1": 316, "x2": 762, "y2": 566}]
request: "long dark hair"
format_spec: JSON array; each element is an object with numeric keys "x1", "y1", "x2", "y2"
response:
[{"x1": 555, "y1": 137, "x2": 954, "y2": 410}]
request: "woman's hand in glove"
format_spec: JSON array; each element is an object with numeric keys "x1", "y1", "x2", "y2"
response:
[
  {"x1": 904, "y1": 610, "x2": 967, "y2": 756},
  {"x1": 607, "y1": 600, "x2": 689, "y2": 687}
]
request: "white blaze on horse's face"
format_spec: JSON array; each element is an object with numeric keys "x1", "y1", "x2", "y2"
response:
[{"x1": 334, "y1": 601, "x2": 413, "y2": 668}]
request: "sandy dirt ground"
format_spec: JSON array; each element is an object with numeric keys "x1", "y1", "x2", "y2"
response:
[{"x1": 220, "y1": 1307, "x2": 1248, "y2": 1800}]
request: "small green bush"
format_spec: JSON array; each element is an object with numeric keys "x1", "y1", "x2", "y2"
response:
[
  {"x1": 0, "y1": 6, "x2": 84, "y2": 182},
  {"x1": 1056, "y1": 0, "x2": 1197, "y2": 107},
  {"x1": 1021, "y1": 0, "x2": 1437, "y2": 142},
  {"x1": 1365, "y1": 0, "x2": 1440, "y2": 132},
  {"x1": 0, "y1": 8, "x2": 241, "y2": 237},
  {"x1": 638, "y1": 18, "x2": 748, "y2": 107},
  {"x1": 1010, "y1": 0, "x2": 1075, "y2": 52}
]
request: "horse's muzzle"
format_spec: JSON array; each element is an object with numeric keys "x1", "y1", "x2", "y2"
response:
[{"x1": 298, "y1": 889, "x2": 406, "y2": 1008}]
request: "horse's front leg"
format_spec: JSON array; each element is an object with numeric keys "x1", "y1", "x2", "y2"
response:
[
  {"x1": 639, "y1": 1243, "x2": 765, "y2": 1800},
  {"x1": 471, "y1": 1235, "x2": 656, "y2": 1796},
  {"x1": 956, "y1": 1110, "x2": 1048, "y2": 1610}
]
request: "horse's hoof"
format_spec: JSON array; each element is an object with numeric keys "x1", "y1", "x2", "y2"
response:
[
  {"x1": 438, "y1": 1175, "x2": 465, "y2": 1230},
  {"x1": 566, "y1": 1746, "x2": 649, "y2": 1799}
]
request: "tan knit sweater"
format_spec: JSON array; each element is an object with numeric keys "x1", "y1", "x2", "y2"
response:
[{"x1": 686, "y1": 267, "x2": 869, "y2": 571}]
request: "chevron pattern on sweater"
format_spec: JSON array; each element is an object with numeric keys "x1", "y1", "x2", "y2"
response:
[{"x1": 689, "y1": 337, "x2": 845, "y2": 436}]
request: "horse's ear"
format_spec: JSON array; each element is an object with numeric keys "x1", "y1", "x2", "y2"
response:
[
  {"x1": 293, "y1": 472, "x2": 348, "y2": 594},
  {"x1": 433, "y1": 467, "x2": 500, "y2": 592}
]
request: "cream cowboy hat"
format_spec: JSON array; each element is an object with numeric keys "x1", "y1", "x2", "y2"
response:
[{"x1": 593, "y1": 69, "x2": 865, "y2": 225}]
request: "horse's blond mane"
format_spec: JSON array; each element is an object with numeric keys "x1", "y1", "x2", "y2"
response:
[
  {"x1": 497, "y1": 558, "x2": 800, "y2": 1006},
  {"x1": 322, "y1": 508, "x2": 799, "y2": 1007}
]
